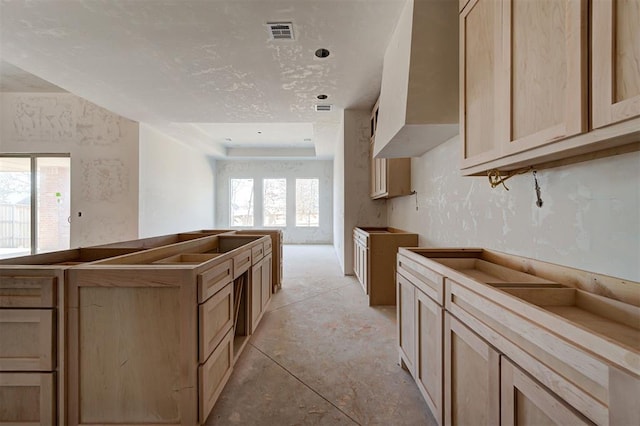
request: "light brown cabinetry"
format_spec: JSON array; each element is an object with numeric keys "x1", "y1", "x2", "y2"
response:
[
  {"x1": 501, "y1": 357, "x2": 592, "y2": 426},
  {"x1": 397, "y1": 251, "x2": 445, "y2": 424},
  {"x1": 396, "y1": 247, "x2": 640, "y2": 425},
  {"x1": 460, "y1": 0, "x2": 639, "y2": 175},
  {"x1": 592, "y1": 0, "x2": 640, "y2": 129},
  {"x1": 396, "y1": 273, "x2": 416, "y2": 374},
  {"x1": 353, "y1": 227, "x2": 418, "y2": 305},
  {"x1": 0, "y1": 272, "x2": 60, "y2": 425},
  {"x1": 0, "y1": 373, "x2": 55, "y2": 425},
  {"x1": 444, "y1": 313, "x2": 499, "y2": 426},
  {"x1": 369, "y1": 99, "x2": 412, "y2": 200}
]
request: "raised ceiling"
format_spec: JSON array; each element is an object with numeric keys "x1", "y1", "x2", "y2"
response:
[{"x1": 0, "y1": 0, "x2": 407, "y2": 158}]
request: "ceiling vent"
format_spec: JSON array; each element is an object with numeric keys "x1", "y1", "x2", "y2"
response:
[
  {"x1": 267, "y1": 22, "x2": 294, "y2": 40},
  {"x1": 315, "y1": 104, "x2": 332, "y2": 112}
]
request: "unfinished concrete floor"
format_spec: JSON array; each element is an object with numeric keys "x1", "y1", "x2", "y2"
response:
[{"x1": 206, "y1": 245, "x2": 436, "y2": 425}]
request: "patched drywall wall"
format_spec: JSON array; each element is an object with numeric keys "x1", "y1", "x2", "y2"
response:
[
  {"x1": 215, "y1": 159, "x2": 333, "y2": 244},
  {"x1": 387, "y1": 135, "x2": 640, "y2": 282},
  {"x1": 139, "y1": 124, "x2": 215, "y2": 237},
  {"x1": 341, "y1": 109, "x2": 387, "y2": 275},
  {"x1": 0, "y1": 92, "x2": 139, "y2": 246}
]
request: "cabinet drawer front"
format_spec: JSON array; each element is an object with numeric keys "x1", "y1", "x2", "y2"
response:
[
  {"x1": 397, "y1": 255, "x2": 444, "y2": 304},
  {"x1": 232, "y1": 249, "x2": 252, "y2": 279},
  {"x1": 0, "y1": 277, "x2": 56, "y2": 308},
  {"x1": 251, "y1": 244, "x2": 264, "y2": 263},
  {"x1": 353, "y1": 229, "x2": 368, "y2": 246},
  {"x1": 263, "y1": 238, "x2": 272, "y2": 255},
  {"x1": 0, "y1": 372, "x2": 55, "y2": 425},
  {"x1": 198, "y1": 329, "x2": 233, "y2": 423},
  {"x1": 199, "y1": 284, "x2": 233, "y2": 363},
  {"x1": 445, "y1": 279, "x2": 609, "y2": 425},
  {"x1": 198, "y1": 259, "x2": 233, "y2": 303},
  {"x1": 0, "y1": 310, "x2": 54, "y2": 371}
]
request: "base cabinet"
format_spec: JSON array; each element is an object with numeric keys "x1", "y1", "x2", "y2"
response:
[{"x1": 444, "y1": 313, "x2": 500, "y2": 426}]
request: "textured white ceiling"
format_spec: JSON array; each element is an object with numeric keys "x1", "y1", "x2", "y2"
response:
[{"x1": 0, "y1": 0, "x2": 406, "y2": 158}]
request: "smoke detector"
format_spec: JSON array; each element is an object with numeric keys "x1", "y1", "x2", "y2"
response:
[
  {"x1": 267, "y1": 22, "x2": 294, "y2": 40},
  {"x1": 315, "y1": 104, "x2": 332, "y2": 112}
]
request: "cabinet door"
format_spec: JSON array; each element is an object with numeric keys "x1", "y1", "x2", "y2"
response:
[
  {"x1": 444, "y1": 313, "x2": 499, "y2": 426},
  {"x1": 501, "y1": 357, "x2": 593, "y2": 426},
  {"x1": 592, "y1": 0, "x2": 640, "y2": 128},
  {"x1": 502, "y1": 0, "x2": 587, "y2": 155},
  {"x1": 396, "y1": 273, "x2": 416, "y2": 375},
  {"x1": 460, "y1": 0, "x2": 502, "y2": 168},
  {"x1": 250, "y1": 262, "x2": 263, "y2": 332},
  {"x1": 261, "y1": 254, "x2": 272, "y2": 311},
  {"x1": 415, "y1": 290, "x2": 443, "y2": 425}
]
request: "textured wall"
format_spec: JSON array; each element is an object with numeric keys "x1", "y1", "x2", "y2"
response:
[
  {"x1": 387, "y1": 135, "x2": 640, "y2": 282},
  {"x1": 0, "y1": 92, "x2": 139, "y2": 247},
  {"x1": 342, "y1": 109, "x2": 387, "y2": 275},
  {"x1": 333, "y1": 114, "x2": 346, "y2": 270},
  {"x1": 139, "y1": 124, "x2": 215, "y2": 237},
  {"x1": 215, "y1": 159, "x2": 333, "y2": 244}
]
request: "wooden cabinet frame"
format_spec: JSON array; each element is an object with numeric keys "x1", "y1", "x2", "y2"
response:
[
  {"x1": 592, "y1": 0, "x2": 640, "y2": 129},
  {"x1": 0, "y1": 309, "x2": 54, "y2": 371}
]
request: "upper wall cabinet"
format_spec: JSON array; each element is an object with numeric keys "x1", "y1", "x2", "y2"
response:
[
  {"x1": 592, "y1": 0, "x2": 640, "y2": 129},
  {"x1": 460, "y1": 0, "x2": 640, "y2": 176},
  {"x1": 373, "y1": 0, "x2": 459, "y2": 159}
]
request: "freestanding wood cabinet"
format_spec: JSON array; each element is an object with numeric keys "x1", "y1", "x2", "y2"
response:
[{"x1": 353, "y1": 227, "x2": 418, "y2": 305}]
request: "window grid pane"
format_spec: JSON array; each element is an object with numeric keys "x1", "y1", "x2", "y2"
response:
[
  {"x1": 230, "y1": 178, "x2": 254, "y2": 226},
  {"x1": 295, "y1": 179, "x2": 319, "y2": 227},
  {"x1": 263, "y1": 179, "x2": 286, "y2": 226}
]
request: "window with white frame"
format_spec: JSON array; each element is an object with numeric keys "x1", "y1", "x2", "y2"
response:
[
  {"x1": 263, "y1": 178, "x2": 286, "y2": 226},
  {"x1": 230, "y1": 178, "x2": 254, "y2": 226},
  {"x1": 295, "y1": 178, "x2": 319, "y2": 227}
]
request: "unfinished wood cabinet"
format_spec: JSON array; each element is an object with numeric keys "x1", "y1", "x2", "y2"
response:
[
  {"x1": 353, "y1": 228, "x2": 368, "y2": 294},
  {"x1": 198, "y1": 329, "x2": 233, "y2": 423},
  {"x1": 396, "y1": 273, "x2": 416, "y2": 375},
  {"x1": 502, "y1": 0, "x2": 586, "y2": 156},
  {"x1": 592, "y1": 0, "x2": 640, "y2": 129},
  {"x1": 0, "y1": 373, "x2": 55, "y2": 425},
  {"x1": 353, "y1": 227, "x2": 418, "y2": 305},
  {"x1": 415, "y1": 290, "x2": 443, "y2": 425},
  {"x1": 369, "y1": 98, "x2": 412, "y2": 200},
  {"x1": 460, "y1": 0, "x2": 501, "y2": 168},
  {"x1": 501, "y1": 357, "x2": 592, "y2": 426},
  {"x1": 398, "y1": 247, "x2": 640, "y2": 425},
  {"x1": 444, "y1": 312, "x2": 500, "y2": 426},
  {"x1": 459, "y1": 0, "x2": 639, "y2": 176}
]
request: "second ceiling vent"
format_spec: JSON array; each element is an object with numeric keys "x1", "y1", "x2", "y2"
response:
[
  {"x1": 267, "y1": 22, "x2": 294, "y2": 40},
  {"x1": 315, "y1": 105, "x2": 332, "y2": 112}
]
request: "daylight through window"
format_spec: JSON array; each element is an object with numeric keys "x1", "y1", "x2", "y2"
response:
[
  {"x1": 296, "y1": 178, "x2": 319, "y2": 227},
  {"x1": 230, "y1": 178, "x2": 254, "y2": 226},
  {"x1": 263, "y1": 179, "x2": 286, "y2": 226}
]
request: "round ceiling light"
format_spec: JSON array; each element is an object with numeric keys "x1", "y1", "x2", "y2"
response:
[
  {"x1": 317, "y1": 94, "x2": 328, "y2": 100},
  {"x1": 315, "y1": 48, "x2": 330, "y2": 58}
]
